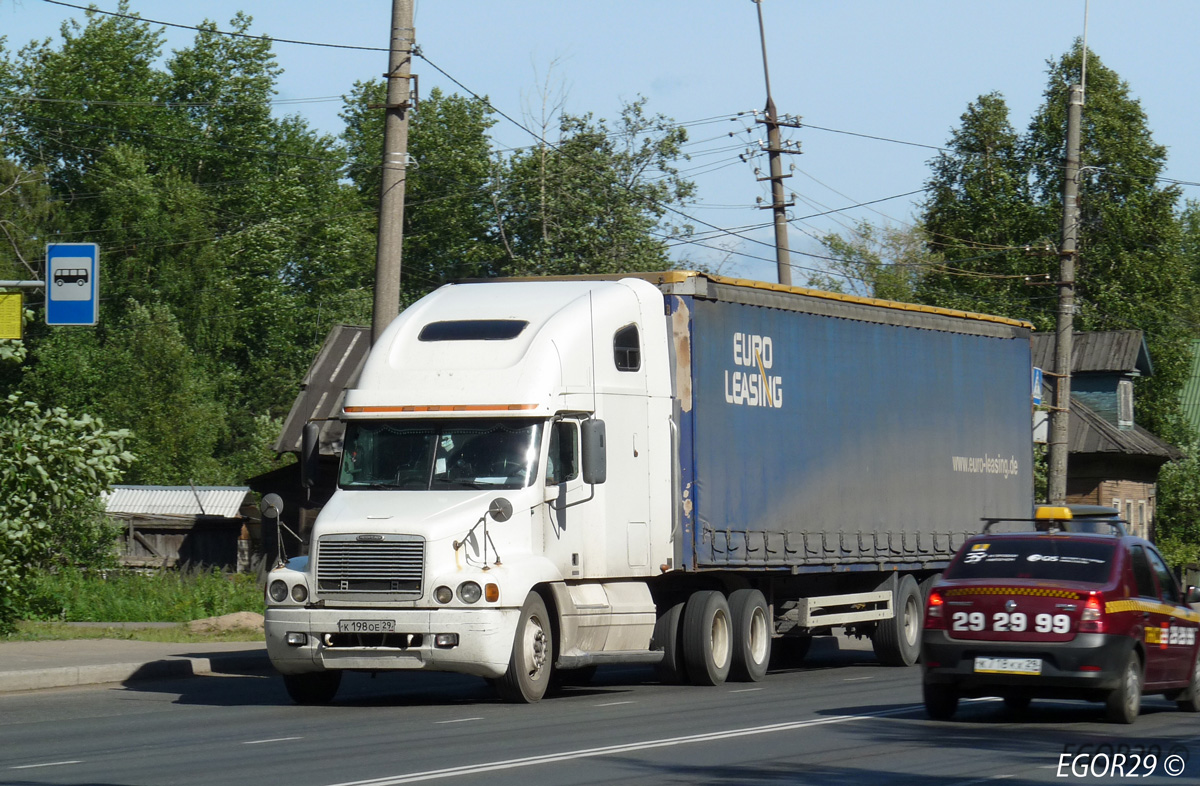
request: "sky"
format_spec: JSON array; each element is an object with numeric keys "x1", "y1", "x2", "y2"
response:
[{"x1": 4, "y1": 0, "x2": 1200, "y2": 285}]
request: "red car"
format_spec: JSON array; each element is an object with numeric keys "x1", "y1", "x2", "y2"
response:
[{"x1": 922, "y1": 506, "x2": 1200, "y2": 723}]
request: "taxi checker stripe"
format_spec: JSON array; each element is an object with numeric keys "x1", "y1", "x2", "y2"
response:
[
  {"x1": 945, "y1": 587, "x2": 1080, "y2": 599},
  {"x1": 1106, "y1": 599, "x2": 1200, "y2": 622}
]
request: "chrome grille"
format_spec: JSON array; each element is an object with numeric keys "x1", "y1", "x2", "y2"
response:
[{"x1": 316, "y1": 534, "x2": 424, "y2": 597}]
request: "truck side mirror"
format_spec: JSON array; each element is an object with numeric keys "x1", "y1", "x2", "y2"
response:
[
  {"x1": 1187, "y1": 585, "x2": 1200, "y2": 605},
  {"x1": 581, "y1": 419, "x2": 607, "y2": 485},
  {"x1": 300, "y1": 422, "x2": 322, "y2": 489}
]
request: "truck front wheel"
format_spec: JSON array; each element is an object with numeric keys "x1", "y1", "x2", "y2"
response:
[
  {"x1": 682, "y1": 590, "x2": 732, "y2": 686},
  {"x1": 496, "y1": 592, "x2": 553, "y2": 703},
  {"x1": 729, "y1": 589, "x2": 771, "y2": 682},
  {"x1": 283, "y1": 671, "x2": 342, "y2": 705}
]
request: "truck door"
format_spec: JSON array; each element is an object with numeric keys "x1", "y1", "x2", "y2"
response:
[{"x1": 544, "y1": 418, "x2": 604, "y2": 578}]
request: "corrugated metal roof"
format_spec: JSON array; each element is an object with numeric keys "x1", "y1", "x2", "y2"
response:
[
  {"x1": 1181, "y1": 339, "x2": 1200, "y2": 437},
  {"x1": 1030, "y1": 330, "x2": 1152, "y2": 376},
  {"x1": 275, "y1": 324, "x2": 370, "y2": 455},
  {"x1": 1067, "y1": 397, "x2": 1180, "y2": 461},
  {"x1": 104, "y1": 486, "x2": 252, "y2": 518}
]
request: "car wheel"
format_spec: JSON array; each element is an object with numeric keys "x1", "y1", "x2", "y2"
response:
[
  {"x1": 282, "y1": 671, "x2": 342, "y2": 705},
  {"x1": 1105, "y1": 653, "x2": 1142, "y2": 724},
  {"x1": 1177, "y1": 649, "x2": 1200, "y2": 713},
  {"x1": 923, "y1": 681, "x2": 958, "y2": 720},
  {"x1": 496, "y1": 592, "x2": 553, "y2": 703},
  {"x1": 728, "y1": 589, "x2": 771, "y2": 682}
]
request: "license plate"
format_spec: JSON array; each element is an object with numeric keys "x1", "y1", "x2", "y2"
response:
[
  {"x1": 974, "y1": 657, "x2": 1041, "y2": 675},
  {"x1": 338, "y1": 619, "x2": 395, "y2": 634}
]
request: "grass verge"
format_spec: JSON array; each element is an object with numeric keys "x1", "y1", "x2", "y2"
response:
[{"x1": 6, "y1": 620, "x2": 263, "y2": 643}]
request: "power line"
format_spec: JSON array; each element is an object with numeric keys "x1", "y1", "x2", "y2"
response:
[{"x1": 41, "y1": 0, "x2": 390, "y2": 52}]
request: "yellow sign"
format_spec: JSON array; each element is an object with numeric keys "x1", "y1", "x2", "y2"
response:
[{"x1": 0, "y1": 293, "x2": 22, "y2": 340}]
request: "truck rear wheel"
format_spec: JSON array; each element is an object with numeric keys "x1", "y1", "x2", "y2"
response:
[
  {"x1": 682, "y1": 590, "x2": 732, "y2": 686},
  {"x1": 283, "y1": 671, "x2": 342, "y2": 705},
  {"x1": 496, "y1": 592, "x2": 553, "y2": 703},
  {"x1": 652, "y1": 602, "x2": 686, "y2": 684},
  {"x1": 728, "y1": 589, "x2": 771, "y2": 682},
  {"x1": 872, "y1": 575, "x2": 922, "y2": 666}
]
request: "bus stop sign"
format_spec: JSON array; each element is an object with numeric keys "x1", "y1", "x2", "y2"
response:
[{"x1": 45, "y1": 243, "x2": 99, "y2": 326}]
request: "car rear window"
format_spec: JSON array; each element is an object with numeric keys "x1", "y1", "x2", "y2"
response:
[{"x1": 944, "y1": 538, "x2": 1116, "y2": 584}]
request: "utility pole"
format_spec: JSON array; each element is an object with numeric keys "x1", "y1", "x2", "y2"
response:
[
  {"x1": 1048, "y1": 84, "x2": 1083, "y2": 505},
  {"x1": 752, "y1": 0, "x2": 799, "y2": 287},
  {"x1": 372, "y1": 0, "x2": 415, "y2": 344}
]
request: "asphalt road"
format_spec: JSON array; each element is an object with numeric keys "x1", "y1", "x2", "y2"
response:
[{"x1": 2, "y1": 639, "x2": 1198, "y2": 786}]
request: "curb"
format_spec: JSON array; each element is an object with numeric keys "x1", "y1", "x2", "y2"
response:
[{"x1": 0, "y1": 651, "x2": 272, "y2": 694}]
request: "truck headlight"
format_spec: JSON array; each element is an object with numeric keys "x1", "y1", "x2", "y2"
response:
[
  {"x1": 434, "y1": 585, "x2": 453, "y2": 604},
  {"x1": 457, "y1": 582, "x2": 482, "y2": 604},
  {"x1": 291, "y1": 584, "x2": 308, "y2": 603},
  {"x1": 268, "y1": 580, "x2": 289, "y2": 603}
]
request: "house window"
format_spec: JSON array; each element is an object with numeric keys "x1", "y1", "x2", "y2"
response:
[
  {"x1": 614, "y1": 324, "x2": 641, "y2": 372},
  {"x1": 1137, "y1": 501, "x2": 1146, "y2": 537},
  {"x1": 1117, "y1": 379, "x2": 1134, "y2": 428}
]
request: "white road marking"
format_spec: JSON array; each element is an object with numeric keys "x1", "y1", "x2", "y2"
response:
[
  {"x1": 594, "y1": 701, "x2": 634, "y2": 707},
  {"x1": 244, "y1": 737, "x2": 303, "y2": 745},
  {"x1": 323, "y1": 705, "x2": 923, "y2": 786},
  {"x1": 729, "y1": 687, "x2": 763, "y2": 693},
  {"x1": 843, "y1": 676, "x2": 873, "y2": 682},
  {"x1": 10, "y1": 760, "x2": 83, "y2": 770},
  {"x1": 434, "y1": 717, "x2": 483, "y2": 724}
]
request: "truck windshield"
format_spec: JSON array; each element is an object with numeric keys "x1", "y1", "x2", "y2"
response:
[{"x1": 339, "y1": 418, "x2": 542, "y2": 491}]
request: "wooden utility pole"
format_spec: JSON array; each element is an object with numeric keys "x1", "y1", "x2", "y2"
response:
[
  {"x1": 753, "y1": 0, "x2": 799, "y2": 287},
  {"x1": 372, "y1": 0, "x2": 415, "y2": 344},
  {"x1": 1048, "y1": 84, "x2": 1083, "y2": 504}
]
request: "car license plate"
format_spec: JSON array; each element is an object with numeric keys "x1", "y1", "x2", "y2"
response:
[
  {"x1": 338, "y1": 619, "x2": 395, "y2": 634},
  {"x1": 974, "y1": 657, "x2": 1041, "y2": 675}
]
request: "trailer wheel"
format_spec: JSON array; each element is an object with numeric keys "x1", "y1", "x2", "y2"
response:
[
  {"x1": 496, "y1": 592, "x2": 553, "y2": 703},
  {"x1": 682, "y1": 590, "x2": 732, "y2": 686},
  {"x1": 283, "y1": 671, "x2": 341, "y2": 705},
  {"x1": 652, "y1": 602, "x2": 687, "y2": 684},
  {"x1": 728, "y1": 589, "x2": 771, "y2": 682},
  {"x1": 872, "y1": 575, "x2": 922, "y2": 667}
]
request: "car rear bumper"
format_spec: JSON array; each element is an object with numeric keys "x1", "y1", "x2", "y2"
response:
[{"x1": 922, "y1": 630, "x2": 1134, "y2": 698}]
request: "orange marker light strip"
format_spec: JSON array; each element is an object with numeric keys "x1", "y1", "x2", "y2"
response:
[{"x1": 344, "y1": 403, "x2": 539, "y2": 414}]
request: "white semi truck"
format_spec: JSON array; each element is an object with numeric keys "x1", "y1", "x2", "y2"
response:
[{"x1": 265, "y1": 271, "x2": 1034, "y2": 703}]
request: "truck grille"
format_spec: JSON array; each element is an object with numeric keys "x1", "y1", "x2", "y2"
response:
[{"x1": 315, "y1": 534, "x2": 424, "y2": 598}]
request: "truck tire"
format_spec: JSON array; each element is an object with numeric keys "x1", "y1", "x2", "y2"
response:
[
  {"x1": 1105, "y1": 652, "x2": 1142, "y2": 724},
  {"x1": 728, "y1": 589, "x2": 771, "y2": 682},
  {"x1": 496, "y1": 592, "x2": 553, "y2": 703},
  {"x1": 652, "y1": 602, "x2": 687, "y2": 684},
  {"x1": 682, "y1": 590, "x2": 732, "y2": 686},
  {"x1": 283, "y1": 671, "x2": 341, "y2": 705},
  {"x1": 872, "y1": 575, "x2": 922, "y2": 667}
]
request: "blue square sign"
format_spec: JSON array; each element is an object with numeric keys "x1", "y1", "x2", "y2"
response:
[{"x1": 46, "y1": 243, "x2": 99, "y2": 326}]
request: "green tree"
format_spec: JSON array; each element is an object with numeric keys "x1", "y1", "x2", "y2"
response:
[
  {"x1": 341, "y1": 83, "x2": 502, "y2": 296},
  {"x1": 496, "y1": 97, "x2": 695, "y2": 276},
  {"x1": 0, "y1": 313, "x2": 134, "y2": 632},
  {"x1": 915, "y1": 44, "x2": 1195, "y2": 443},
  {"x1": 916, "y1": 92, "x2": 1048, "y2": 322},
  {"x1": 811, "y1": 221, "x2": 937, "y2": 301}
]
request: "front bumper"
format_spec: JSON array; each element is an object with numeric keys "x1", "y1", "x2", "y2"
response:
[
  {"x1": 266, "y1": 606, "x2": 520, "y2": 679},
  {"x1": 922, "y1": 630, "x2": 1135, "y2": 699}
]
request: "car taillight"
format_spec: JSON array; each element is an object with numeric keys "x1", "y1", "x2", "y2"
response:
[
  {"x1": 1078, "y1": 591, "x2": 1106, "y2": 633},
  {"x1": 924, "y1": 589, "x2": 945, "y2": 630}
]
